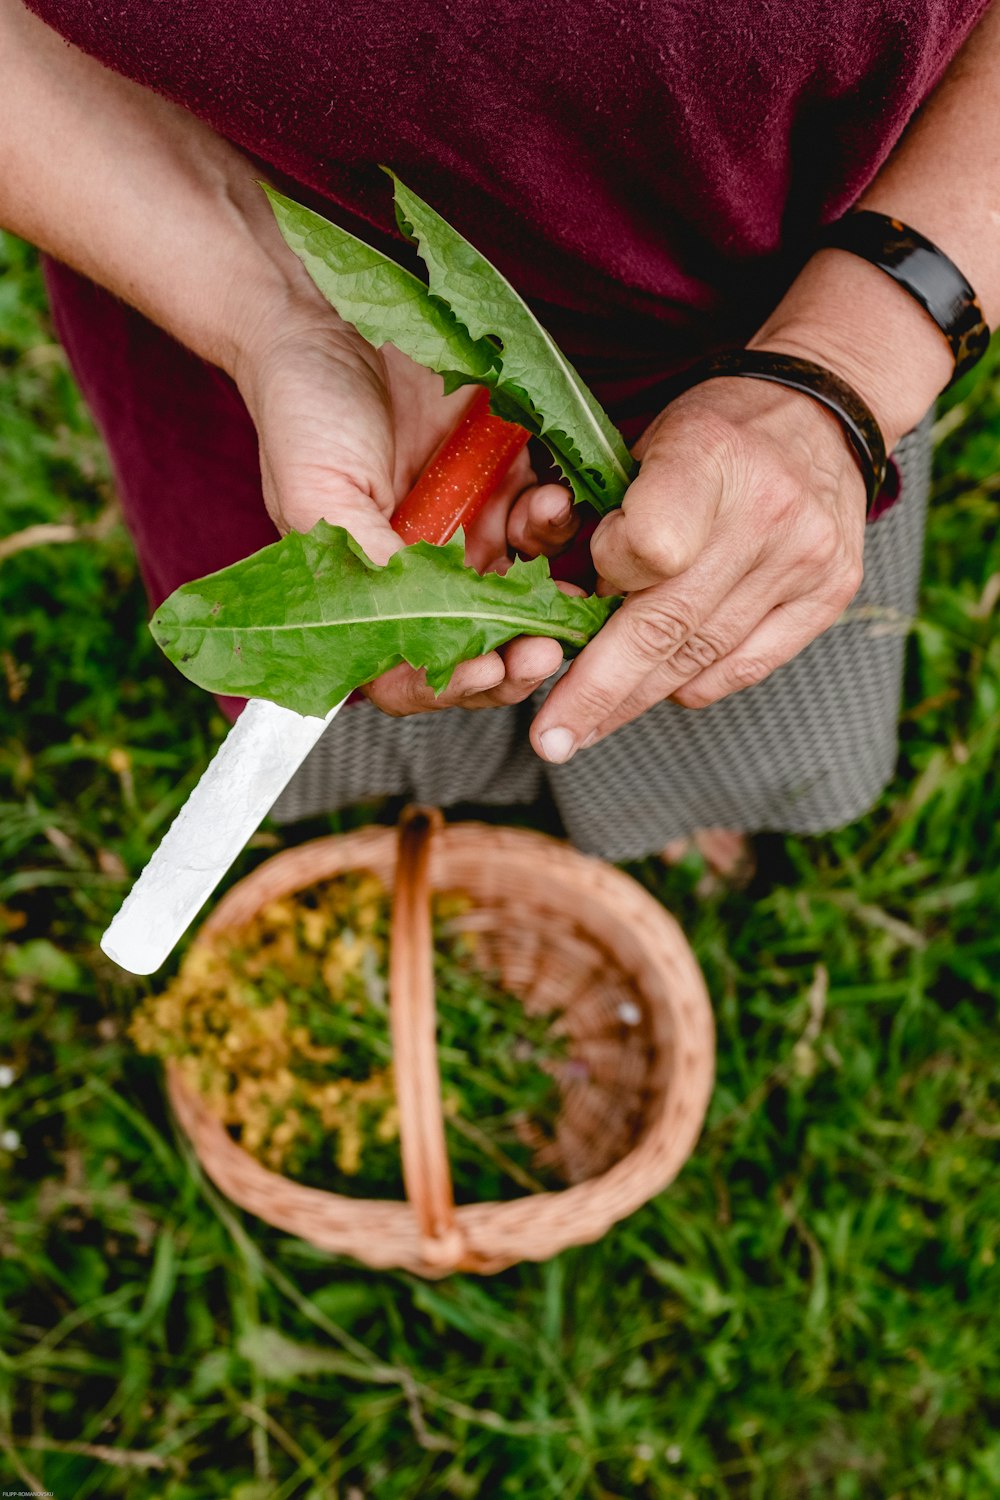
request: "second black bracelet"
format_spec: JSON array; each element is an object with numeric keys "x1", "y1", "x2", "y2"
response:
[
  {"x1": 818, "y1": 210, "x2": 991, "y2": 385},
  {"x1": 675, "y1": 350, "x2": 888, "y2": 512}
]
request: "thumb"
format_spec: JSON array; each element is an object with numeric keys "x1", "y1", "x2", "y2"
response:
[
  {"x1": 256, "y1": 401, "x2": 403, "y2": 566},
  {"x1": 270, "y1": 472, "x2": 404, "y2": 567},
  {"x1": 590, "y1": 420, "x2": 722, "y2": 592},
  {"x1": 245, "y1": 323, "x2": 405, "y2": 566}
]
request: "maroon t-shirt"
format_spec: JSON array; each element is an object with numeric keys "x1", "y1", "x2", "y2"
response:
[{"x1": 28, "y1": 0, "x2": 988, "y2": 616}]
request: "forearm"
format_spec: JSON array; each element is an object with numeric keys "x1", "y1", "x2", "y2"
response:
[
  {"x1": 750, "y1": 0, "x2": 1000, "y2": 450},
  {"x1": 0, "y1": 0, "x2": 323, "y2": 375}
]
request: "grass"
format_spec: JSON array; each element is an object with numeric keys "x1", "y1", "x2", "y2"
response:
[{"x1": 1, "y1": 228, "x2": 999, "y2": 1499}]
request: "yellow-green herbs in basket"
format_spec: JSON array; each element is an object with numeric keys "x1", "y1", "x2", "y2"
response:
[{"x1": 130, "y1": 871, "x2": 568, "y2": 1200}]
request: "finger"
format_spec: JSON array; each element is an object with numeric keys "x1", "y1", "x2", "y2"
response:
[
  {"x1": 263, "y1": 452, "x2": 405, "y2": 566},
  {"x1": 589, "y1": 429, "x2": 722, "y2": 592},
  {"x1": 506, "y1": 483, "x2": 579, "y2": 559},
  {"x1": 576, "y1": 583, "x2": 782, "y2": 743},
  {"x1": 531, "y1": 529, "x2": 767, "y2": 760},
  {"x1": 671, "y1": 595, "x2": 847, "y2": 710},
  {"x1": 451, "y1": 636, "x2": 565, "y2": 709},
  {"x1": 531, "y1": 553, "x2": 786, "y2": 760},
  {"x1": 500, "y1": 634, "x2": 565, "y2": 686},
  {"x1": 537, "y1": 517, "x2": 863, "y2": 751},
  {"x1": 610, "y1": 558, "x2": 830, "y2": 728},
  {"x1": 365, "y1": 652, "x2": 505, "y2": 716}
]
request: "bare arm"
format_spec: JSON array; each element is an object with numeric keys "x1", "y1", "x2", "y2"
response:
[
  {"x1": 0, "y1": 0, "x2": 566, "y2": 711},
  {"x1": 530, "y1": 1, "x2": 1000, "y2": 760},
  {"x1": 751, "y1": 0, "x2": 1000, "y2": 451},
  {"x1": 0, "y1": 0, "x2": 319, "y2": 373}
]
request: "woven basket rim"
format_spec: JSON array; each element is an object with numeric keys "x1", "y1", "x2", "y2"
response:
[{"x1": 168, "y1": 820, "x2": 716, "y2": 1274}]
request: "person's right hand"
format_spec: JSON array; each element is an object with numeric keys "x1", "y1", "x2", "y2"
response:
[{"x1": 234, "y1": 305, "x2": 578, "y2": 715}]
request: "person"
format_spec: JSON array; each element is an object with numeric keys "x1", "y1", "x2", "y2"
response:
[{"x1": 2, "y1": 0, "x2": 996, "y2": 861}]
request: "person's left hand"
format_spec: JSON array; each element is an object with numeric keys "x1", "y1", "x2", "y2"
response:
[{"x1": 522, "y1": 374, "x2": 869, "y2": 764}]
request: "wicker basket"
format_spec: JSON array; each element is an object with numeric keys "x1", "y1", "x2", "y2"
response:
[{"x1": 167, "y1": 809, "x2": 715, "y2": 1276}]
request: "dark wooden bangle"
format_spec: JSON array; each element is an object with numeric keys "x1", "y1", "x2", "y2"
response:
[
  {"x1": 818, "y1": 211, "x2": 991, "y2": 385},
  {"x1": 676, "y1": 350, "x2": 887, "y2": 512}
]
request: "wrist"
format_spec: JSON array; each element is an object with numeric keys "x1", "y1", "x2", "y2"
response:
[
  {"x1": 224, "y1": 274, "x2": 332, "y2": 390},
  {"x1": 747, "y1": 246, "x2": 955, "y2": 450},
  {"x1": 205, "y1": 179, "x2": 335, "y2": 383}
]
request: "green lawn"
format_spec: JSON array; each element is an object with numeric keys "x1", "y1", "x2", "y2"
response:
[{"x1": 1, "y1": 230, "x2": 999, "y2": 1500}]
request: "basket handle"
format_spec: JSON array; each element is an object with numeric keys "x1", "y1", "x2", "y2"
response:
[{"x1": 389, "y1": 805, "x2": 464, "y2": 1268}]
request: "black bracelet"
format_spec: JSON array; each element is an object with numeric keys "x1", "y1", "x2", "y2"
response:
[
  {"x1": 818, "y1": 210, "x2": 991, "y2": 385},
  {"x1": 676, "y1": 350, "x2": 887, "y2": 512}
]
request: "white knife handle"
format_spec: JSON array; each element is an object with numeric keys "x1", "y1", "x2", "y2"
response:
[{"x1": 101, "y1": 696, "x2": 343, "y2": 974}]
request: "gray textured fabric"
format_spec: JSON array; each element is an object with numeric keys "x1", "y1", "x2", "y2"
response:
[{"x1": 270, "y1": 420, "x2": 931, "y2": 859}]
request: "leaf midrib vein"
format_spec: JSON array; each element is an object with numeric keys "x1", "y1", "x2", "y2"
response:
[{"x1": 174, "y1": 607, "x2": 585, "y2": 637}]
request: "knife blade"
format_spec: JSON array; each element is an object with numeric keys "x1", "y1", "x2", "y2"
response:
[
  {"x1": 101, "y1": 389, "x2": 529, "y2": 974},
  {"x1": 101, "y1": 697, "x2": 343, "y2": 973}
]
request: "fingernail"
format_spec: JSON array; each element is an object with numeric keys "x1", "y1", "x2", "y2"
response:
[
  {"x1": 539, "y1": 726, "x2": 577, "y2": 763},
  {"x1": 545, "y1": 492, "x2": 573, "y2": 527}
]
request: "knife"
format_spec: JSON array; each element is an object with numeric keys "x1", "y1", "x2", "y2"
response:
[{"x1": 101, "y1": 388, "x2": 529, "y2": 974}]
